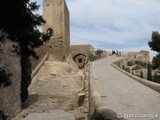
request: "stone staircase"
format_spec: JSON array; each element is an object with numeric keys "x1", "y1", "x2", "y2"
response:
[{"x1": 22, "y1": 110, "x2": 75, "y2": 120}]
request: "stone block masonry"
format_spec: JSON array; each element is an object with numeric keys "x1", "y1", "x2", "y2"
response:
[
  {"x1": 43, "y1": 0, "x2": 70, "y2": 61},
  {"x1": 0, "y1": 39, "x2": 21, "y2": 119}
]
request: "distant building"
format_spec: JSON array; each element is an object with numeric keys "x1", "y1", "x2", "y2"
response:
[{"x1": 126, "y1": 50, "x2": 150, "y2": 62}]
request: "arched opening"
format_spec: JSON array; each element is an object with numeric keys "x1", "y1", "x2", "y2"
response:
[
  {"x1": 79, "y1": 58, "x2": 82, "y2": 63},
  {"x1": 47, "y1": 28, "x2": 53, "y2": 37}
]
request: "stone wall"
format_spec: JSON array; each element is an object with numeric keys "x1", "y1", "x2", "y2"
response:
[
  {"x1": 135, "y1": 50, "x2": 150, "y2": 62},
  {"x1": 30, "y1": 45, "x2": 47, "y2": 70},
  {"x1": 0, "y1": 38, "x2": 21, "y2": 119},
  {"x1": 43, "y1": 0, "x2": 70, "y2": 61},
  {"x1": 70, "y1": 44, "x2": 94, "y2": 69},
  {"x1": 123, "y1": 50, "x2": 150, "y2": 62},
  {"x1": 70, "y1": 44, "x2": 94, "y2": 56},
  {"x1": 30, "y1": 0, "x2": 70, "y2": 70},
  {"x1": 0, "y1": 0, "x2": 71, "y2": 119},
  {"x1": 64, "y1": 0, "x2": 70, "y2": 59},
  {"x1": 112, "y1": 63, "x2": 160, "y2": 93}
]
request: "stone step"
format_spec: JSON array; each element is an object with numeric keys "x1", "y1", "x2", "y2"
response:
[{"x1": 23, "y1": 110, "x2": 75, "y2": 120}]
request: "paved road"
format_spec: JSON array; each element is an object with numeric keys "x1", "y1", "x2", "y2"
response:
[{"x1": 92, "y1": 56, "x2": 160, "y2": 120}]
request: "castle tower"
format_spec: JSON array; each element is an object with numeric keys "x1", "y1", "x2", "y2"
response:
[{"x1": 43, "y1": 0, "x2": 70, "y2": 61}]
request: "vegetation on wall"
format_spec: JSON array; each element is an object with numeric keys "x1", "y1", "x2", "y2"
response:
[
  {"x1": 88, "y1": 49, "x2": 104, "y2": 61},
  {"x1": 0, "y1": 0, "x2": 50, "y2": 103},
  {"x1": 153, "y1": 73, "x2": 160, "y2": 83},
  {"x1": 127, "y1": 61, "x2": 134, "y2": 66},
  {"x1": 88, "y1": 53, "x2": 98, "y2": 61},
  {"x1": 147, "y1": 63, "x2": 152, "y2": 81},
  {"x1": 127, "y1": 60, "x2": 147, "y2": 68},
  {"x1": 95, "y1": 49, "x2": 103, "y2": 58},
  {"x1": 134, "y1": 60, "x2": 148, "y2": 68},
  {"x1": 140, "y1": 70, "x2": 143, "y2": 78}
]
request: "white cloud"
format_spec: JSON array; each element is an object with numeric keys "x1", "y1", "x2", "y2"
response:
[{"x1": 66, "y1": 0, "x2": 160, "y2": 49}]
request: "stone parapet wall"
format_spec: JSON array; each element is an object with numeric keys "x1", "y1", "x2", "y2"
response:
[{"x1": 112, "y1": 61, "x2": 160, "y2": 93}]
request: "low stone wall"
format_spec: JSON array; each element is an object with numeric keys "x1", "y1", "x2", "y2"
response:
[
  {"x1": 31, "y1": 53, "x2": 49, "y2": 78},
  {"x1": 89, "y1": 62, "x2": 102, "y2": 116},
  {"x1": 112, "y1": 62, "x2": 160, "y2": 93}
]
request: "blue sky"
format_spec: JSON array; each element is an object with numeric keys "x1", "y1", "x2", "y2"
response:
[{"x1": 32, "y1": 0, "x2": 160, "y2": 59}]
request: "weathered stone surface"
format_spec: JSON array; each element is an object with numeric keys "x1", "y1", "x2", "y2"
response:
[
  {"x1": 73, "y1": 54, "x2": 87, "y2": 69},
  {"x1": 70, "y1": 44, "x2": 94, "y2": 56},
  {"x1": 12, "y1": 54, "x2": 88, "y2": 120},
  {"x1": 91, "y1": 107, "x2": 126, "y2": 120},
  {"x1": 29, "y1": 76, "x2": 82, "y2": 96},
  {"x1": 66, "y1": 54, "x2": 79, "y2": 73},
  {"x1": 73, "y1": 92, "x2": 86, "y2": 107},
  {"x1": 43, "y1": 0, "x2": 70, "y2": 61},
  {"x1": 0, "y1": 39, "x2": 21, "y2": 119},
  {"x1": 23, "y1": 111, "x2": 75, "y2": 120}
]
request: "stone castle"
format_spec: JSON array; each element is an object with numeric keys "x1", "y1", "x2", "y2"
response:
[{"x1": 0, "y1": 0, "x2": 151, "y2": 119}]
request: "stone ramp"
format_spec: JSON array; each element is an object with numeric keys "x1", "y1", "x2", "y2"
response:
[
  {"x1": 22, "y1": 110, "x2": 75, "y2": 120},
  {"x1": 11, "y1": 56, "x2": 89, "y2": 120},
  {"x1": 92, "y1": 56, "x2": 160, "y2": 120}
]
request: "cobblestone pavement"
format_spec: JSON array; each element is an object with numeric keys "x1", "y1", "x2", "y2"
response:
[{"x1": 92, "y1": 56, "x2": 160, "y2": 120}]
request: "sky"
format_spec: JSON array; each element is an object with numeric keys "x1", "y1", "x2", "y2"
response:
[{"x1": 32, "y1": 0, "x2": 160, "y2": 59}]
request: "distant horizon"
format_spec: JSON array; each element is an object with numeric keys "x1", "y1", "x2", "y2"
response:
[{"x1": 70, "y1": 43, "x2": 156, "y2": 60}]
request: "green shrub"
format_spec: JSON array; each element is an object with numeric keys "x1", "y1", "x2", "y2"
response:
[
  {"x1": 135, "y1": 60, "x2": 147, "y2": 68},
  {"x1": 88, "y1": 53, "x2": 98, "y2": 61},
  {"x1": 122, "y1": 65, "x2": 125, "y2": 70},
  {"x1": 140, "y1": 70, "x2": 143, "y2": 78},
  {"x1": 147, "y1": 63, "x2": 152, "y2": 81},
  {"x1": 153, "y1": 73, "x2": 160, "y2": 83},
  {"x1": 132, "y1": 66, "x2": 141, "y2": 70},
  {"x1": 127, "y1": 61, "x2": 134, "y2": 66},
  {"x1": 124, "y1": 67, "x2": 130, "y2": 73}
]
